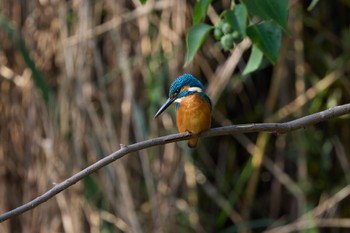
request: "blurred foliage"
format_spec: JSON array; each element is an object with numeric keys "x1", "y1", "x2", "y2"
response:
[
  {"x1": 186, "y1": 0, "x2": 287, "y2": 68},
  {"x1": 0, "y1": 0, "x2": 350, "y2": 233}
]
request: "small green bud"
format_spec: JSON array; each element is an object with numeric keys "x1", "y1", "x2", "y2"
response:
[
  {"x1": 231, "y1": 31, "x2": 243, "y2": 43},
  {"x1": 217, "y1": 20, "x2": 224, "y2": 29},
  {"x1": 222, "y1": 22, "x2": 233, "y2": 34},
  {"x1": 214, "y1": 28, "x2": 223, "y2": 40},
  {"x1": 220, "y1": 34, "x2": 234, "y2": 50},
  {"x1": 231, "y1": 31, "x2": 240, "y2": 39}
]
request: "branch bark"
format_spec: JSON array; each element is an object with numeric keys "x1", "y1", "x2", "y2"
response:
[{"x1": 1, "y1": 103, "x2": 350, "y2": 222}]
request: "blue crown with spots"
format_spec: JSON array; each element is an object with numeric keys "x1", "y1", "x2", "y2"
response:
[{"x1": 169, "y1": 74, "x2": 204, "y2": 96}]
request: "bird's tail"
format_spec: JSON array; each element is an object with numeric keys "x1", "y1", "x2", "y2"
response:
[{"x1": 187, "y1": 138, "x2": 198, "y2": 148}]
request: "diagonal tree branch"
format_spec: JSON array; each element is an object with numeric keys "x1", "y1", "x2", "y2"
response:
[{"x1": 1, "y1": 103, "x2": 350, "y2": 222}]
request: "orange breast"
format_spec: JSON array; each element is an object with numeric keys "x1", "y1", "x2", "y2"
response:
[{"x1": 176, "y1": 93, "x2": 211, "y2": 147}]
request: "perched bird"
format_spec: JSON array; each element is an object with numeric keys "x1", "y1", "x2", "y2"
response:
[{"x1": 154, "y1": 74, "x2": 212, "y2": 148}]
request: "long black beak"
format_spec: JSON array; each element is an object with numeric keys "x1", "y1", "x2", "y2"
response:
[{"x1": 154, "y1": 97, "x2": 175, "y2": 118}]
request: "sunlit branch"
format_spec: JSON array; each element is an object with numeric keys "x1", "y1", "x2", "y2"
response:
[{"x1": 0, "y1": 103, "x2": 350, "y2": 222}]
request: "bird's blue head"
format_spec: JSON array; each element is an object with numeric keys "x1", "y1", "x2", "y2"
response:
[
  {"x1": 154, "y1": 74, "x2": 210, "y2": 118},
  {"x1": 168, "y1": 74, "x2": 204, "y2": 98}
]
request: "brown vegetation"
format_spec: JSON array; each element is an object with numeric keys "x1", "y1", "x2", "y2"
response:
[{"x1": 1, "y1": 0, "x2": 350, "y2": 232}]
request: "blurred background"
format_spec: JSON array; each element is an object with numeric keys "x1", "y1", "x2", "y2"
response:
[{"x1": 1, "y1": 0, "x2": 350, "y2": 232}]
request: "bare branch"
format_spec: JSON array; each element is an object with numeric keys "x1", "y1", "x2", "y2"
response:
[
  {"x1": 266, "y1": 217, "x2": 350, "y2": 233},
  {"x1": 1, "y1": 103, "x2": 350, "y2": 222},
  {"x1": 265, "y1": 184, "x2": 350, "y2": 233}
]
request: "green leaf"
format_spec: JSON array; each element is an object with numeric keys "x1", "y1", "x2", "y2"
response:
[
  {"x1": 307, "y1": 0, "x2": 320, "y2": 11},
  {"x1": 184, "y1": 23, "x2": 213, "y2": 67},
  {"x1": 243, "y1": 45, "x2": 264, "y2": 75},
  {"x1": 193, "y1": 0, "x2": 212, "y2": 24},
  {"x1": 140, "y1": 0, "x2": 147, "y2": 4},
  {"x1": 247, "y1": 20, "x2": 281, "y2": 64},
  {"x1": 241, "y1": 0, "x2": 289, "y2": 32},
  {"x1": 225, "y1": 4, "x2": 248, "y2": 36}
]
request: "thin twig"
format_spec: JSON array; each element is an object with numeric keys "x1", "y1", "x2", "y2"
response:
[
  {"x1": 267, "y1": 218, "x2": 350, "y2": 233},
  {"x1": 0, "y1": 103, "x2": 350, "y2": 222},
  {"x1": 63, "y1": 1, "x2": 173, "y2": 47},
  {"x1": 265, "y1": 184, "x2": 350, "y2": 233}
]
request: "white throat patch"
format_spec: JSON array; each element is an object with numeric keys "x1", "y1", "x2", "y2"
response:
[{"x1": 174, "y1": 97, "x2": 183, "y2": 103}]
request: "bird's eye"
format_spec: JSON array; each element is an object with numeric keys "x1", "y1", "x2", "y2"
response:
[{"x1": 171, "y1": 89, "x2": 180, "y2": 99}]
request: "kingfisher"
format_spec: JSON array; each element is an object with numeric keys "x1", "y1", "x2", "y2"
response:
[{"x1": 154, "y1": 74, "x2": 212, "y2": 148}]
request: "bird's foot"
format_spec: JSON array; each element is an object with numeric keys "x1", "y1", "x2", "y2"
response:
[{"x1": 184, "y1": 130, "x2": 192, "y2": 137}]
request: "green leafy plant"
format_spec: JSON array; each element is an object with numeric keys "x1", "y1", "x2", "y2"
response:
[
  {"x1": 185, "y1": 0, "x2": 289, "y2": 74},
  {"x1": 184, "y1": 23, "x2": 214, "y2": 67}
]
